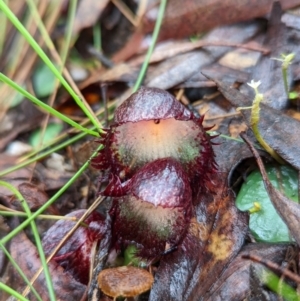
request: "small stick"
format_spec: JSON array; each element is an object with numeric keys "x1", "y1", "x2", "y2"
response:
[{"x1": 242, "y1": 253, "x2": 300, "y2": 285}]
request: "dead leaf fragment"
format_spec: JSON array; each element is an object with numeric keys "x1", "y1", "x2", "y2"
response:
[
  {"x1": 203, "y1": 243, "x2": 298, "y2": 300},
  {"x1": 142, "y1": 0, "x2": 300, "y2": 40},
  {"x1": 73, "y1": 0, "x2": 110, "y2": 35},
  {"x1": 8, "y1": 231, "x2": 86, "y2": 301},
  {"x1": 145, "y1": 21, "x2": 262, "y2": 90}
]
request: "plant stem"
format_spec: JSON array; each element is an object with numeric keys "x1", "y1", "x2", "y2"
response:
[
  {"x1": 0, "y1": 282, "x2": 30, "y2": 301},
  {"x1": 247, "y1": 80, "x2": 284, "y2": 164},
  {"x1": 132, "y1": 0, "x2": 167, "y2": 92}
]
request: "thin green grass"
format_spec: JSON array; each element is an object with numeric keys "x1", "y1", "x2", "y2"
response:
[
  {"x1": 26, "y1": 0, "x2": 78, "y2": 149},
  {"x1": 264, "y1": 270, "x2": 300, "y2": 301},
  {"x1": 0, "y1": 73, "x2": 98, "y2": 136},
  {"x1": 0, "y1": 181, "x2": 55, "y2": 301},
  {"x1": 132, "y1": 0, "x2": 167, "y2": 92},
  {"x1": 0, "y1": 282, "x2": 30, "y2": 301},
  {"x1": 93, "y1": 22, "x2": 102, "y2": 52},
  {"x1": 58, "y1": 0, "x2": 78, "y2": 64},
  {"x1": 0, "y1": 241, "x2": 42, "y2": 301},
  {"x1": 0, "y1": 0, "x2": 101, "y2": 132},
  {"x1": 26, "y1": 0, "x2": 102, "y2": 132},
  {"x1": 0, "y1": 206, "x2": 77, "y2": 221},
  {"x1": 0, "y1": 0, "x2": 7, "y2": 55}
]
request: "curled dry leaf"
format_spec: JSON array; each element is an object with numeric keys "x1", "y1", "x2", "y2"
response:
[
  {"x1": 98, "y1": 266, "x2": 154, "y2": 298},
  {"x1": 9, "y1": 231, "x2": 86, "y2": 301},
  {"x1": 42, "y1": 209, "x2": 108, "y2": 285}
]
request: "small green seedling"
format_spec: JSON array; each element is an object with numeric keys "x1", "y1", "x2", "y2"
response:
[
  {"x1": 272, "y1": 53, "x2": 295, "y2": 98},
  {"x1": 237, "y1": 80, "x2": 284, "y2": 164},
  {"x1": 124, "y1": 245, "x2": 147, "y2": 268}
]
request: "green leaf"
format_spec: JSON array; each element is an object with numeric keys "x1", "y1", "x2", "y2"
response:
[
  {"x1": 236, "y1": 165, "x2": 298, "y2": 242},
  {"x1": 29, "y1": 123, "x2": 63, "y2": 148},
  {"x1": 124, "y1": 245, "x2": 146, "y2": 267},
  {"x1": 263, "y1": 270, "x2": 300, "y2": 301},
  {"x1": 289, "y1": 91, "x2": 298, "y2": 100},
  {"x1": 32, "y1": 63, "x2": 56, "y2": 98}
]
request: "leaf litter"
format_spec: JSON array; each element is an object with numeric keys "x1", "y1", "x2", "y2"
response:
[{"x1": 1, "y1": 1, "x2": 300, "y2": 301}]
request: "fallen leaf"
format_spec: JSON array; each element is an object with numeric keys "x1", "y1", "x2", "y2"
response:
[
  {"x1": 203, "y1": 242, "x2": 298, "y2": 300},
  {"x1": 15, "y1": 182, "x2": 48, "y2": 211},
  {"x1": 8, "y1": 231, "x2": 86, "y2": 301},
  {"x1": 282, "y1": 11, "x2": 300, "y2": 31},
  {"x1": 72, "y1": 0, "x2": 110, "y2": 35},
  {"x1": 142, "y1": 0, "x2": 300, "y2": 40},
  {"x1": 145, "y1": 21, "x2": 262, "y2": 90},
  {"x1": 181, "y1": 64, "x2": 250, "y2": 88}
]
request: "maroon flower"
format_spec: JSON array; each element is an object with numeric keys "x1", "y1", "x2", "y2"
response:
[
  {"x1": 109, "y1": 158, "x2": 192, "y2": 260},
  {"x1": 92, "y1": 87, "x2": 217, "y2": 198}
]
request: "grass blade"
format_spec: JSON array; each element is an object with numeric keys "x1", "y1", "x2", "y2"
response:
[
  {"x1": 0, "y1": 181, "x2": 56, "y2": 301},
  {"x1": 0, "y1": 73, "x2": 99, "y2": 137},
  {"x1": 0, "y1": 0, "x2": 101, "y2": 131}
]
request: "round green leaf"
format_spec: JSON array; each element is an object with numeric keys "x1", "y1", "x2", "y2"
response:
[
  {"x1": 29, "y1": 123, "x2": 63, "y2": 148},
  {"x1": 236, "y1": 165, "x2": 298, "y2": 242},
  {"x1": 32, "y1": 64, "x2": 56, "y2": 98}
]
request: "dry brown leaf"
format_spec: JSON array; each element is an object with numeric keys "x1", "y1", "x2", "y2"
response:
[
  {"x1": 9, "y1": 231, "x2": 86, "y2": 301},
  {"x1": 143, "y1": 0, "x2": 300, "y2": 40},
  {"x1": 72, "y1": 0, "x2": 110, "y2": 35}
]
